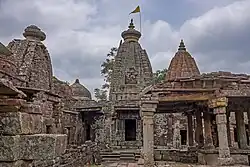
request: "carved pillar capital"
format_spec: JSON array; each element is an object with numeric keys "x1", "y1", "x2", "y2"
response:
[{"x1": 208, "y1": 97, "x2": 228, "y2": 109}]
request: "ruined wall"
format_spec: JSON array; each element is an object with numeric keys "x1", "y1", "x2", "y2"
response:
[
  {"x1": 110, "y1": 111, "x2": 142, "y2": 149},
  {"x1": 0, "y1": 90, "x2": 67, "y2": 167},
  {"x1": 7, "y1": 25, "x2": 53, "y2": 90},
  {"x1": 154, "y1": 113, "x2": 188, "y2": 149},
  {"x1": 0, "y1": 25, "x2": 101, "y2": 167},
  {"x1": 0, "y1": 85, "x2": 101, "y2": 167}
]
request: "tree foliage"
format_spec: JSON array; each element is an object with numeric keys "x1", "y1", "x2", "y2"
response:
[
  {"x1": 94, "y1": 47, "x2": 117, "y2": 101},
  {"x1": 100, "y1": 47, "x2": 118, "y2": 89},
  {"x1": 94, "y1": 88, "x2": 108, "y2": 101},
  {"x1": 153, "y1": 68, "x2": 167, "y2": 83}
]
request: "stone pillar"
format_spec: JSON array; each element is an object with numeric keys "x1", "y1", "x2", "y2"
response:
[
  {"x1": 173, "y1": 120, "x2": 181, "y2": 148},
  {"x1": 226, "y1": 112, "x2": 231, "y2": 147},
  {"x1": 195, "y1": 109, "x2": 204, "y2": 148},
  {"x1": 141, "y1": 102, "x2": 157, "y2": 167},
  {"x1": 248, "y1": 108, "x2": 250, "y2": 146},
  {"x1": 229, "y1": 112, "x2": 238, "y2": 148},
  {"x1": 187, "y1": 114, "x2": 194, "y2": 147},
  {"x1": 235, "y1": 110, "x2": 248, "y2": 149},
  {"x1": 203, "y1": 112, "x2": 214, "y2": 149},
  {"x1": 211, "y1": 97, "x2": 233, "y2": 165}
]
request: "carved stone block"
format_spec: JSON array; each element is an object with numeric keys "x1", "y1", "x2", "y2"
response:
[
  {"x1": 0, "y1": 136, "x2": 20, "y2": 161},
  {"x1": 20, "y1": 134, "x2": 67, "y2": 160},
  {"x1": 0, "y1": 112, "x2": 43, "y2": 135}
]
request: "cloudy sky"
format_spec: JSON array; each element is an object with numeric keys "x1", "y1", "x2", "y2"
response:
[{"x1": 0, "y1": 0, "x2": 250, "y2": 94}]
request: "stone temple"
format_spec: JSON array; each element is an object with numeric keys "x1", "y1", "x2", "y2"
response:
[{"x1": 0, "y1": 21, "x2": 250, "y2": 167}]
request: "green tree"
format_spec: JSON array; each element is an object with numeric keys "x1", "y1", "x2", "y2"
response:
[
  {"x1": 94, "y1": 47, "x2": 118, "y2": 101},
  {"x1": 100, "y1": 47, "x2": 118, "y2": 89},
  {"x1": 153, "y1": 68, "x2": 167, "y2": 84},
  {"x1": 94, "y1": 88, "x2": 108, "y2": 101}
]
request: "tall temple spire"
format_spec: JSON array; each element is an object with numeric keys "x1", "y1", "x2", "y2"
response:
[
  {"x1": 109, "y1": 19, "x2": 153, "y2": 101},
  {"x1": 178, "y1": 39, "x2": 186, "y2": 51}
]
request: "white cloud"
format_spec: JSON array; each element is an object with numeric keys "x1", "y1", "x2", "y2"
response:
[{"x1": 0, "y1": 0, "x2": 250, "y2": 95}]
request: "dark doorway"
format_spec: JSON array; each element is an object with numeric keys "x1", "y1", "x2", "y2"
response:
[
  {"x1": 246, "y1": 125, "x2": 249, "y2": 145},
  {"x1": 125, "y1": 119, "x2": 136, "y2": 141},
  {"x1": 86, "y1": 124, "x2": 91, "y2": 141},
  {"x1": 234, "y1": 128, "x2": 238, "y2": 142},
  {"x1": 46, "y1": 125, "x2": 53, "y2": 134},
  {"x1": 180, "y1": 130, "x2": 187, "y2": 145}
]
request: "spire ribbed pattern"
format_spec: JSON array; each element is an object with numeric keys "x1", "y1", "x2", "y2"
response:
[{"x1": 165, "y1": 40, "x2": 200, "y2": 81}]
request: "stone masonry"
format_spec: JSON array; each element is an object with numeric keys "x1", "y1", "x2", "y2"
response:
[{"x1": 0, "y1": 25, "x2": 101, "y2": 167}]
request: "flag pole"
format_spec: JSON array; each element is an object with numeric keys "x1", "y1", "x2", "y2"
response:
[{"x1": 139, "y1": 11, "x2": 142, "y2": 33}]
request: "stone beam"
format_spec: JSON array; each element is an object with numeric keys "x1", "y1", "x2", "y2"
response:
[{"x1": 159, "y1": 94, "x2": 214, "y2": 102}]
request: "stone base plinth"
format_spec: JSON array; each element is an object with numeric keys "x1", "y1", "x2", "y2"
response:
[
  {"x1": 0, "y1": 134, "x2": 67, "y2": 162},
  {"x1": 198, "y1": 149, "x2": 250, "y2": 166},
  {"x1": 0, "y1": 112, "x2": 43, "y2": 135},
  {"x1": 218, "y1": 157, "x2": 234, "y2": 166}
]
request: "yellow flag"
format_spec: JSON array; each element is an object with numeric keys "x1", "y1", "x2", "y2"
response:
[{"x1": 130, "y1": 6, "x2": 140, "y2": 14}]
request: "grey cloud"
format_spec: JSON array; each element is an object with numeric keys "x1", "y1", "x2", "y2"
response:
[
  {"x1": 0, "y1": 0, "x2": 250, "y2": 94},
  {"x1": 52, "y1": 51, "x2": 103, "y2": 79}
]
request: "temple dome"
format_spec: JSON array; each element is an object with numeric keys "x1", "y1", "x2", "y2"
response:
[
  {"x1": 23, "y1": 25, "x2": 46, "y2": 41},
  {"x1": 70, "y1": 79, "x2": 92, "y2": 99},
  {"x1": 121, "y1": 19, "x2": 141, "y2": 42},
  {"x1": 165, "y1": 40, "x2": 200, "y2": 81}
]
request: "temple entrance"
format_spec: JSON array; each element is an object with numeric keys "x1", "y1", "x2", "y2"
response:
[
  {"x1": 125, "y1": 119, "x2": 136, "y2": 141},
  {"x1": 180, "y1": 130, "x2": 187, "y2": 145},
  {"x1": 86, "y1": 124, "x2": 91, "y2": 141},
  {"x1": 246, "y1": 125, "x2": 249, "y2": 145}
]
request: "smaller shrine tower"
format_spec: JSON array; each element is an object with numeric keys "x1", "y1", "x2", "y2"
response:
[
  {"x1": 7, "y1": 25, "x2": 53, "y2": 90},
  {"x1": 165, "y1": 39, "x2": 200, "y2": 81}
]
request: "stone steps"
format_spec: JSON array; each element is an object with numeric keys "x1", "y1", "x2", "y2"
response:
[{"x1": 100, "y1": 150, "x2": 141, "y2": 162}]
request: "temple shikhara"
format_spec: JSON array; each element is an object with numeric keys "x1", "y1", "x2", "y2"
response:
[{"x1": 0, "y1": 20, "x2": 250, "y2": 167}]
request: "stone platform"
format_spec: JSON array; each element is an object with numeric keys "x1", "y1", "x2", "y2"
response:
[{"x1": 85, "y1": 161, "x2": 250, "y2": 167}]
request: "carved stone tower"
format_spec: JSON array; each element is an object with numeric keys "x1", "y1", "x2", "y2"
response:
[
  {"x1": 109, "y1": 19, "x2": 153, "y2": 102},
  {"x1": 165, "y1": 40, "x2": 200, "y2": 81},
  {"x1": 7, "y1": 25, "x2": 53, "y2": 90}
]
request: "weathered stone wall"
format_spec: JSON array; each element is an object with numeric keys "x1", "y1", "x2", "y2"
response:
[
  {"x1": 0, "y1": 93, "x2": 67, "y2": 167},
  {"x1": 0, "y1": 89, "x2": 101, "y2": 167},
  {"x1": 0, "y1": 25, "x2": 102, "y2": 167},
  {"x1": 154, "y1": 113, "x2": 188, "y2": 149},
  {"x1": 110, "y1": 111, "x2": 142, "y2": 149},
  {"x1": 93, "y1": 114, "x2": 111, "y2": 150},
  {"x1": 154, "y1": 149, "x2": 197, "y2": 163},
  {"x1": 7, "y1": 25, "x2": 53, "y2": 90},
  {"x1": 30, "y1": 141, "x2": 100, "y2": 167}
]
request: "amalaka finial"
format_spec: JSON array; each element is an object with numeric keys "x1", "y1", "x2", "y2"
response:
[
  {"x1": 23, "y1": 25, "x2": 46, "y2": 41},
  {"x1": 178, "y1": 39, "x2": 186, "y2": 51},
  {"x1": 128, "y1": 19, "x2": 135, "y2": 29},
  {"x1": 75, "y1": 79, "x2": 80, "y2": 84}
]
